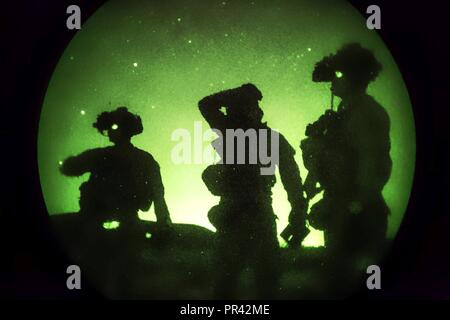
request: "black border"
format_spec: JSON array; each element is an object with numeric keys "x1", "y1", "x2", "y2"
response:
[{"x1": 2, "y1": 0, "x2": 450, "y2": 304}]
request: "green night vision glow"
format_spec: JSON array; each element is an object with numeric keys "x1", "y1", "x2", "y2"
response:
[
  {"x1": 38, "y1": 0, "x2": 415, "y2": 248},
  {"x1": 102, "y1": 220, "x2": 120, "y2": 230}
]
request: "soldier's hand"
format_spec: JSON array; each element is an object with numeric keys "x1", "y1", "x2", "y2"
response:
[
  {"x1": 157, "y1": 216, "x2": 173, "y2": 228},
  {"x1": 139, "y1": 200, "x2": 151, "y2": 212},
  {"x1": 154, "y1": 217, "x2": 175, "y2": 245},
  {"x1": 293, "y1": 224, "x2": 309, "y2": 247},
  {"x1": 284, "y1": 223, "x2": 309, "y2": 249}
]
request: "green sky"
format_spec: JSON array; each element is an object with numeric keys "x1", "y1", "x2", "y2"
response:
[{"x1": 38, "y1": 0, "x2": 415, "y2": 247}]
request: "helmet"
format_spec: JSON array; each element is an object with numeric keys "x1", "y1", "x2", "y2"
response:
[
  {"x1": 93, "y1": 106, "x2": 143, "y2": 138},
  {"x1": 313, "y1": 43, "x2": 382, "y2": 86}
]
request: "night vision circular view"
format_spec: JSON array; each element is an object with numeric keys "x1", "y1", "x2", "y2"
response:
[{"x1": 38, "y1": 0, "x2": 415, "y2": 298}]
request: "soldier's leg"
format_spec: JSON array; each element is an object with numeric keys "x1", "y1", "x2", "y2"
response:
[
  {"x1": 356, "y1": 194, "x2": 389, "y2": 264},
  {"x1": 213, "y1": 231, "x2": 244, "y2": 299},
  {"x1": 252, "y1": 219, "x2": 281, "y2": 299},
  {"x1": 321, "y1": 200, "x2": 357, "y2": 297}
]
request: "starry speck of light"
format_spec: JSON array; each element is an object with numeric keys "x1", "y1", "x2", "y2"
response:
[
  {"x1": 69, "y1": 56, "x2": 74, "y2": 60},
  {"x1": 188, "y1": 40, "x2": 192, "y2": 44},
  {"x1": 111, "y1": 124, "x2": 119, "y2": 130},
  {"x1": 307, "y1": 47, "x2": 312, "y2": 52},
  {"x1": 145, "y1": 232, "x2": 152, "y2": 239},
  {"x1": 133, "y1": 62, "x2": 138, "y2": 67},
  {"x1": 58, "y1": 161, "x2": 63, "y2": 166},
  {"x1": 80, "y1": 110, "x2": 86, "y2": 115},
  {"x1": 177, "y1": 17, "x2": 182, "y2": 22}
]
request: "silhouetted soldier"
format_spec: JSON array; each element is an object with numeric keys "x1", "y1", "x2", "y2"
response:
[
  {"x1": 60, "y1": 107, "x2": 173, "y2": 296},
  {"x1": 302, "y1": 43, "x2": 392, "y2": 275},
  {"x1": 199, "y1": 84, "x2": 308, "y2": 299},
  {"x1": 60, "y1": 107, "x2": 172, "y2": 231}
]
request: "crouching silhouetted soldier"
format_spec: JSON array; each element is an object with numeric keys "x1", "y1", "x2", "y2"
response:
[
  {"x1": 60, "y1": 107, "x2": 172, "y2": 231},
  {"x1": 60, "y1": 106, "x2": 173, "y2": 296}
]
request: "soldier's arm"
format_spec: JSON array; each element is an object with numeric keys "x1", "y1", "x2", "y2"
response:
[
  {"x1": 278, "y1": 134, "x2": 307, "y2": 228},
  {"x1": 198, "y1": 92, "x2": 229, "y2": 131},
  {"x1": 350, "y1": 106, "x2": 391, "y2": 203},
  {"x1": 148, "y1": 157, "x2": 172, "y2": 225},
  {"x1": 60, "y1": 149, "x2": 100, "y2": 177}
]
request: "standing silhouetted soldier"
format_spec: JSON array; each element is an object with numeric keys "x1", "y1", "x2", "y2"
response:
[
  {"x1": 60, "y1": 107, "x2": 172, "y2": 234},
  {"x1": 199, "y1": 84, "x2": 308, "y2": 299},
  {"x1": 302, "y1": 43, "x2": 392, "y2": 278}
]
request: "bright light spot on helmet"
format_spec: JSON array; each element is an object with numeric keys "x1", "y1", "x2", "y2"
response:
[
  {"x1": 335, "y1": 71, "x2": 343, "y2": 78},
  {"x1": 111, "y1": 124, "x2": 119, "y2": 130},
  {"x1": 219, "y1": 106, "x2": 227, "y2": 115},
  {"x1": 102, "y1": 220, "x2": 120, "y2": 230}
]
